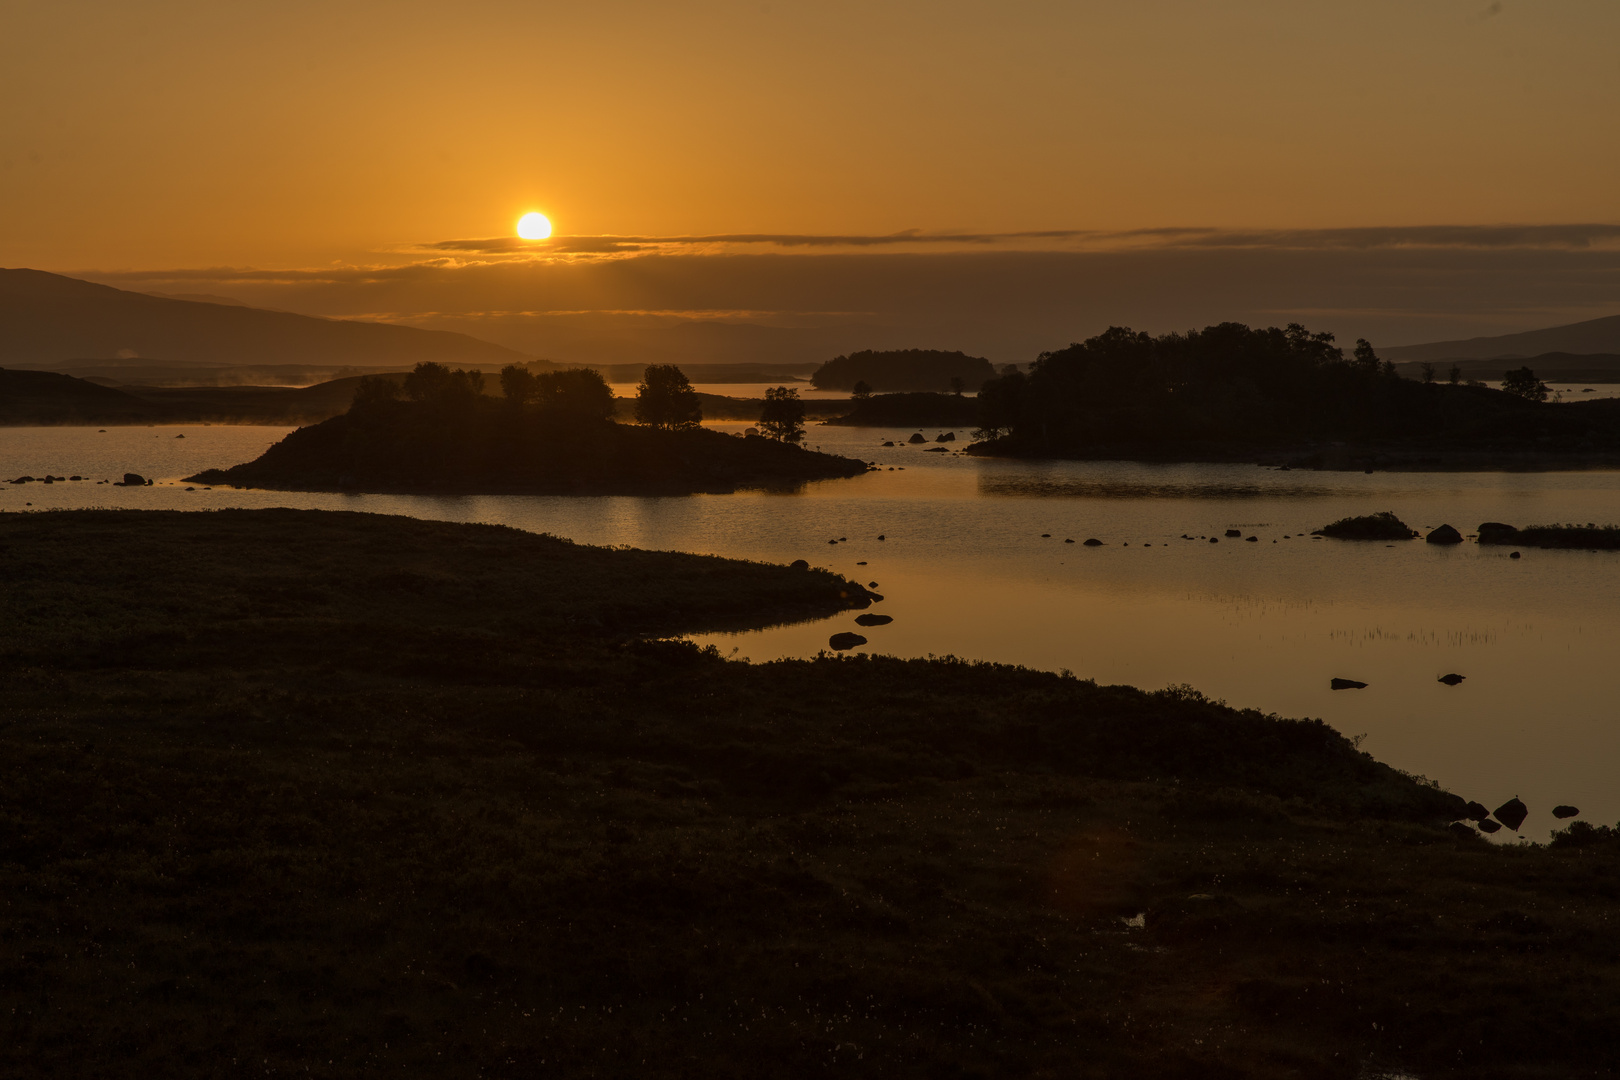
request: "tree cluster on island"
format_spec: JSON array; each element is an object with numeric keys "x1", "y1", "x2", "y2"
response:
[
  {"x1": 969, "y1": 322, "x2": 1620, "y2": 458},
  {"x1": 186, "y1": 362, "x2": 862, "y2": 494}
]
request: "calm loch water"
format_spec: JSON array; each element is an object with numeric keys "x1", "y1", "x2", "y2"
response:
[{"x1": 4, "y1": 421, "x2": 1618, "y2": 839}]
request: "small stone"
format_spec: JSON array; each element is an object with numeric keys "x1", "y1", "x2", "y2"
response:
[
  {"x1": 1224, "y1": 529, "x2": 1241, "y2": 537},
  {"x1": 1509, "y1": 551, "x2": 1521, "y2": 559},
  {"x1": 1244, "y1": 536, "x2": 1258, "y2": 542},
  {"x1": 1209, "y1": 537, "x2": 1218, "y2": 543},
  {"x1": 1438, "y1": 673, "x2": 1465, "y2": 686},
  {"x1": 1064, "y1": 538, "x2": 1075, "y2": 544}
]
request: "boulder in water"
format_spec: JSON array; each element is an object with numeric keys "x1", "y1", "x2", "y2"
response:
[
  {"x1": 854, "y1": 613, "x2": 892, "y2": 627},
  {"x1": 1477, "y1": 522, "x2": 1518, "y2": 544},
  {"x1": 1552, "y1": 805, "x2": 1580, "y2": 820},
  {"x1": 907, "y1": 433, "x2": 927, "y2": 444},
  {"x1": 119, "y1": 473, "x2": 145, "y2": 487},
  {"x1": 1083, "y1": 538, "x2": 1103, "y2": 546},
  {"x1": 1224, "y1": 529, "x2": 1242, "y2": 537},
  {"x1": 1330, "y1": 678, "x2": 1368, "y2": 690},
  {"x1": 1438, "y1": 673, "x2": 1465, "y2": 686},
  {"x1": 1426, "y1": 524, "x2": 1463, "y2": 545},
  {"x1": 1493, "y1": 797, "x2": 1529, "y2": 832},
  {"x1": 828, "y1": 632, "x2": 867, "y2": 651},
  {"x1": 936, "y1": 432, "x2": 955, "y2": 442}
]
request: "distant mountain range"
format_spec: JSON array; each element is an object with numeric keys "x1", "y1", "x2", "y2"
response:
[
  {"x1": 0, "y1": 268, "x2": 532, "y2": 376},
  {"x1": 1385, "y1": 313, "x2": 1620, "y2": 362}
]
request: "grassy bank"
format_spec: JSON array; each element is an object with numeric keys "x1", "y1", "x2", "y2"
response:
[{"x1": 1, "y1": 510, "x2": 1616, "y2": 1078}]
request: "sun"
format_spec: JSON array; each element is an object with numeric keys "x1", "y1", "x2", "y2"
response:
[{"x1": 516, "y1": 212, "x2": 552, "y2": 240}]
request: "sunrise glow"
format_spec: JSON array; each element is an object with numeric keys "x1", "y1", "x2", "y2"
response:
[{"x1": 516, "y1": 212, "x2": 552, "y2": 240}]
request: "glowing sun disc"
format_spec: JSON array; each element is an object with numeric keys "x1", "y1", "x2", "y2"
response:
[{"x1": 516, "y1": 212, "x2": 552, "y2": 240}]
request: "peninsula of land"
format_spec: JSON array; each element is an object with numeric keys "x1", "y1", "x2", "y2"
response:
[{"x1": 0, "y1": 508, "x2": 1615, "y2": 1078}]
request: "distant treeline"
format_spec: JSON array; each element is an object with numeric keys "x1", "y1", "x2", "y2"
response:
[
  {"x1": 972, "y1": 322, "x2": 1620, "y2": 456},
  {"x1": 810, "y1": 349, "x2": 997, "y2": 393}
]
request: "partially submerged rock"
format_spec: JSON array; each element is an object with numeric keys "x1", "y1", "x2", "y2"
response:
[
  {"x1": 1438, "y1": 673, "x2": 1465, "y2": 686},
  {"x1": 1426, "y1": 524, "x2": 1463, "y2": 545},
  {"x1": 1494, "y1": 797, "x2": 1529, "y2": 832},
  {"x1": 1553, "y1": 805, "x2": 1581, "y2": 820},
  {"x1": 1330, "y1": 678, "x2": 1368, "y2": 690},
  {"x1": 854, "y1": 613, "x2": 893, "y2": 627},
  {"x1": 1314, "y1": 512, "x2": 1418, "y2": 540},
  {"x1": 828, "y1": 631, "x2": 867, "y2": 651}
]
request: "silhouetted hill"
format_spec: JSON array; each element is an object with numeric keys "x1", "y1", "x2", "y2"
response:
[
  {"x1": 810, "y1": 349, "x2": 996, "y2": 392},
  {"x1": 0, "y1": 368, "x2": 164, "y2": 424},
  {"x1": 188, "y1": 395, "x2": 869, "y2": 494},
  {"x1": 0, "y1": 268, "x2": 531, "y2": 369},
  {"x1": 1384, "y1": 312, "x2": 1620, "y2": 362}
]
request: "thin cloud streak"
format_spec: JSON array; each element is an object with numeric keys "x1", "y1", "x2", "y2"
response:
[{"x1": 416, "y1": 223, "x2": 1620, "y2": 258}]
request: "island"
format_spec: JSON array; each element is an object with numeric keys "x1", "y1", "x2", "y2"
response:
[
  {"x1": 968, "y1": 322, "x2": 1620, "y2": 469},
  {"x1": 186, "y1": 364, "x2": 870, "y2": 495}
]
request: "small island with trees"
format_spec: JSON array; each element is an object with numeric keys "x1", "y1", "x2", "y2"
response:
[{"x1": 188, "y1": 363, "x2": 868, "y2": 494}]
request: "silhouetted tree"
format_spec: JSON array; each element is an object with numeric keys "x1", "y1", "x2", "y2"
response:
[
  {"x1": 1448, "y1": 364, "x2": 1463, "y2": 385},
  {"x1": 758, "y1": 386, "x2": 806, "y2": 444},
  {"x1": 973, "y1": 369, "x2": 1027, "y2": 440},
  {"x1": 949, "y1": 376, "x2": 966, "y2": 396},
  {"x1": 1353, "y1": 339, "x2": 1380, "y2": 374},
  {"x1": 404, "y1": 362, "x2": 484, "y2": 403},
  {"x1": 535, "y1": 368, "x2": 615, "y2": 422},
  {"x1": 351, "y1": 375, "x2": 400, "y2": 411},
  {"x1": 500, "y1": 364, "x2": 538, "y2": 404},
  {"x1": 851, "y1": 380, "x2": 872, "y2": 400},
  {"x1": 1420, "y1": 363, "x2": 1435, "y2": 384},
  {"x1": 1502, "y1": 367, "x2": 1550, "y2": 402},
  {"x1": 635, "y1": 365, "x2": 702, "y2": 430}
]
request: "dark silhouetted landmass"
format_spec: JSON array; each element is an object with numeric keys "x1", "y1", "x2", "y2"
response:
[
  {"x1": 186, "y1": 390, "x2": 868, "y2": 494},
  {"x1": 0, "y1": 267, "x2": 530, "y2": 369},
  {"x1": 823, "y1": 390, "x2": 979, "y2": 427},
  {"x1": 1383, "y1": 312, "x2": 1620, "y2": 362},
  {"x1": 2, "y1": 508, "x2": 1617, "y2": 1078},
  {"x1": 1314, "y1": 512, "x2": 1419, "y2": 540},
  {"x1": 1391, "y1": 352, "x2": 1620, "y2": 383},
  {"x1": 810, "y1": 348, "x2": 996, "y2": 392},
  {"x1": 970, "y1": 322, "x2": 1620, "y2": 468},
  {"x1": 0, "y1": 367, "x2": 164, "y2": 424},
  {"x1": 1478, "y1": 521, "x2": 1620, "y2": 549}
]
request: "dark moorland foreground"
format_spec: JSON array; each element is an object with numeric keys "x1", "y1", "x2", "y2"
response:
[
  {"x1": 2, "y1": 509, "x2": 1619, "y2": 1078},
  {"x1": 970, "y1": 323, "x2": 1620, "y2": 469},
  {"x1": 186, "y1": 393, "x2": 867, "y2": 495}
]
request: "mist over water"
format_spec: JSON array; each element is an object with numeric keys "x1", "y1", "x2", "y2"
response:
[{"x1": 5, "y1": 421, "x2": 1618, "y2": 839}]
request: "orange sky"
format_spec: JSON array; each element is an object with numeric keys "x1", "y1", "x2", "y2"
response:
[
  {"x1": 5, "y1": 1, "x2": 1620, "y2": 361},
  {"x1": 5, "y1": 0, "x2": 1619, "y2": 269}
]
